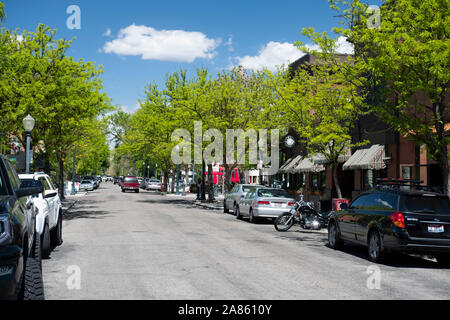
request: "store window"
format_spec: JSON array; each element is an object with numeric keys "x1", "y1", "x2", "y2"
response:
[{"x1": 310, "y1": 171, "x2": 326, "y2": 190}]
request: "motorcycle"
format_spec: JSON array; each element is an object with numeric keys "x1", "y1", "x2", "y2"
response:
[{"x1": 274, "y1": 195, "x2": 325, "y2": 232}]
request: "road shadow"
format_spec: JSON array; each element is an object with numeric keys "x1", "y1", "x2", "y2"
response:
[{"x1": 326, "y1": 242, "x2": 443, "y2": 269}]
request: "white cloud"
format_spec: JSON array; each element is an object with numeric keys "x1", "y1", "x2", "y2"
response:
[
  {"x1": 235, "y1": 42, "x2": 303, "y2": 72},
  {"x1": 334, "y1": 36, "x2": 354, "y2": 54},
  {"x1": 233, "y1": 36, "x2": 354, "y2": 71},
  {"x1": 102, "y1": 24, "x2": 220, "y2": 63},
  {"x1": 225, "y1": 36, "x2": 233, "y2": 52},
  {"x1": 103, "y1": 28, "x2": 112, "y2": 37}
]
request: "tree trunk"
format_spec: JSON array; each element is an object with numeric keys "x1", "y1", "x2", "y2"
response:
[
  {"x1": 207, "y1": 163, "x2": 214, "y2": 202},
  {"x1": 223, "y1": 163, "x2": 235, "y2": 193},
  {"x1": 332, "y1": 166, "x2": 342, "y2": 199},
  {"x1": 439, "y1": 144, "x2": 449, "y2": 197},
  {"x1": 58, "y1": 155, "x2": 65, "y2": 200}
]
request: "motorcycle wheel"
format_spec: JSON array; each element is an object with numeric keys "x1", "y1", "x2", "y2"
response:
[{"x1": 274, "y1": 213, "x2": 294, "y2": 232}]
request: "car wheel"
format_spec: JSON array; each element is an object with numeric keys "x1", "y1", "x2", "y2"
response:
[
  {"x1": 121, "y1": 188, "x2": 125, "y2": 193},
  {"x1": 135, "y1": 189, "x2": 139, "y2": 193},
  {"x1": 435, "y1": 253, "x2": 450, "y2": 267},
  {"x1": 368, "y1": 230, "x2": 386, "y2": 263},
  {"x1": 22, "y1": 255, "x2": 45, "y2": 300},
  {"x1": 41, "y1": 223, "x2": 51, "y2": 259},
  {"x1": 328, "y1": 221, "x2": 343, "y2": 250},
  {"x1": 234, "y1": 204, "x2": 241, "y2": 220},
  {"x1": 223, "y1": 200, "x2": 229, "y2": 213},
  {"x1": 50, "y1": 213, "x2": 63, "y2": 246},
  {"x1": 31, "y1": 232, "x2": 42, "y2": 271},
  {"x1": 249, "y1": 208, "x2": 255, "y2": 223}
]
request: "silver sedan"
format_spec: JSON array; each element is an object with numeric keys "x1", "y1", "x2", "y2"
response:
[
  {"x1": 235, "y1": 187, "x2": 295, "y2": 223},
  {"x1": 224, "y1": 184, "x2": 263, "y2": 214}
]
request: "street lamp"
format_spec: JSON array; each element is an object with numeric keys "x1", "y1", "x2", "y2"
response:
[
  {"x1": 175, "y1": 146, "x2": 180, "y2": 195},
  {"x1": 143, "y1": 162, "x2": 145, "y2": 177},
  {"x1": 71, "y1": 147, "x2": 76, "y2": 195},
  {"x1": 155, "y1": 163, "x2": 158, "y2": 179},
  {"x1": 22, "y1": 114, "x2": 35, "y2": 174}
]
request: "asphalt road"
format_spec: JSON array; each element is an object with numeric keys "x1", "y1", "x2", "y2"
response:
[{"x1": 43, "y1": 183, "x2": 450, "y2": 300}]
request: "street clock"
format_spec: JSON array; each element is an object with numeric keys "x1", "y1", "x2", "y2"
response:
[{"x1": 284, "y1": 135, "x2": 295, "y2": 148}]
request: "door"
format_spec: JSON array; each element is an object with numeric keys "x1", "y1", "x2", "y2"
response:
[
  {"x1": 239, "y1": 189, "x2": 255, "y2": 217},
  {"x1": 354, "y1": 193, "x2": 397, "y2": 244},
  {"x1": 45, "y1": 176, "x2": 59, "y2": 228},
  {"x1": 338, "y1": 194, "x2": 369, "y2": 240}
]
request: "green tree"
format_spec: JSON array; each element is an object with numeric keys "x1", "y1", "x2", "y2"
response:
[
  {"x1": 273, "y1": 29, "x2": 368, "y2": 198},
  {"x1": 331, "y1": 0, "x2": 450, "y2": 195},
  {"x1": 0, "y1": 24, "x2": 111, "y2": 198}
]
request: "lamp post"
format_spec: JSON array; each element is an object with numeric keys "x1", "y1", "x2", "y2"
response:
[
  {"x1": 175, "y1": 146, "x2": 180, "y2": 195},
  {"x1": 71, "y1": 147, "x2": 76, "y2": 195},
  {"x1": 143, "y1": 162, "x2": 145, "y2": 177},
  {"x1": 155, "y1": 164, "x2": 158, "y2": 179},
  {"x1": 22, "y1": 114, "x2": 35, "y2": 174}
]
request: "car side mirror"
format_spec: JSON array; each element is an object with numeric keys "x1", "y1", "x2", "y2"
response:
[
  {"x1": 339, "y1": 202, "x2": 349, "y2": 210},
  {"x1": 17, "y1": 185, "x2": 44, "y2": 198},
  {"x1": 44, "y1": 190, "x2": 57, "y2": 199}
]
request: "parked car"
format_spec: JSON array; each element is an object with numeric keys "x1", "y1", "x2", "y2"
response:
[
  {"x1": 224, "y1": 184, "x2": 263, "y2": 214},
  {"x1": 18, "y1": 173, "x2": 63, "y2": 259},
  {"x1": 0, "y1": 155, "x2": 45, "y2": 300},
  {"x1": 83, "y1": 176, "x2": 98, "y2": 189},
  {"x1": 121, "y1": 176, "x2": 140, "y2": 193},
  {"x1": 146, "y1": 179, "x2": 162, "y2": 191},
  {"x1": 328, "y1": 179, "x2": 450, "y2": 265},
  {"x1": 235, "y1": 187, "x2": 295, "y2": 223},
  {"x1": 79, "y1": 179, "x2": 95, "y2": 191}
]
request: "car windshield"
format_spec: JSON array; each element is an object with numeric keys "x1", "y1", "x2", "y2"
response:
[
  {"x1": 125, "y1": 177, "x2": 138, "y2": 182},
  {"x1": 257, "y1": 189, "x2": 289, "y2": 198},
  {"x1": 81, "y1": 180, "x2": 92, "y2": 184},
  {"x1": 400, "y1": 195, "x2": 450, "y2": 215},
  {"x1": 242, "y1": 186, "x2": 253, "y2": 193}
]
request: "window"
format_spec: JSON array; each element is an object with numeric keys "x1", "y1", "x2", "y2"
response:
[
  {"x1": 350, "y1": 194, "x2": 369, "y2": 210},
  {"x1": 400, "y1": 195, "x2": 450, "y2": 215},
  {"x1": 310, "y1": 172, "x2": 326, "y2": 190},
  {"x1": 0, "y1": 169, "x2": 7, "y2": 196},
  {"x1": 5, "y1": 160, "x2": 20, "y2": 191},
  {"x1": 39, "y1": 177, "x2": 51, "y2": 191},
  {"x1": 257, "y1": 189, "x2": 289, "y2": 198}
]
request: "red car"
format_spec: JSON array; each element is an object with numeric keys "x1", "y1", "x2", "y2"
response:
[{"x1": 121, "y1": 176, "x2": 140, "y2": 193}]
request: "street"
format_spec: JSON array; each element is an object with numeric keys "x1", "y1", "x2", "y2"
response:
[{"x1": 43, "y1": 183, "x2": 450, "y2": 300}]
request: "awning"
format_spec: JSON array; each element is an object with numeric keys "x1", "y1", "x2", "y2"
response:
[
  {"x1": 280, "y1": 155, "x2": 303, "y2": 173},
  {"x1": 292, "y1": 155, "x2": 326, "y2": 173},
  {"x1": 278, "y1": 157, "x2": 294, "y2": 173},
  {"x1": 342, "y1": 144, "x2": 386, "y2": 171},
  {"x1": 313, "y1": 148, "x2": 352, "y2": 164}
]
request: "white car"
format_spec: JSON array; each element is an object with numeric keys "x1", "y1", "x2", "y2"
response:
[
  {"x1": 18, "y1": 172, "x2": 63, "y2": 258},
  {"x1": 79, "y1": 179, "x2": 95, "y2": 191}
]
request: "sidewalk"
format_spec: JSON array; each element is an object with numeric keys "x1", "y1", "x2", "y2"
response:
[
  {"x1": 165, "y1": 192, "x2": 224, "y2": 211},
  {"x1": 61, "y1": 191, "x2": 87, "y2": 215}
]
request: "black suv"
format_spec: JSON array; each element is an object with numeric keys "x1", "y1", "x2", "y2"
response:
[
  {"x1": 0, "y1": 155, "x2": 45, "y2": 299},
  {"x1": 328, "y1": 179, "x2": 450, "y2": 265}
]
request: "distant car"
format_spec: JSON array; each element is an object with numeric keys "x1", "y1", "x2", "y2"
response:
[
  {"x1": 224, "y1": 184, "x2": 263, "y2": 214},
  {"x1": 79, "y1": 179, "x2": 95, "y2": 191},
  {"x1": 146, "y1": 179, "x2": 162, "y2": 191},
  {"x1": 122, "y1": 176, "x2": 140, "y2": 193},
  {"x1": 328, "y1": 179, "x2": 450, "y2": 264},
  {"x1": 19, "y1": 173, "x2": 63, "y2": 259},
  {"x1": 235, "y1": 187, "x2": 295, "y2": 223}
]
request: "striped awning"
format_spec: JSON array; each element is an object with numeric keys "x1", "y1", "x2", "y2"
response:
[
  {"x1": 342, "y1": 144, "x2": 386, "y2": 171},
  {"x1": 292, "y1": 154, "x2": 326, "y2": 173},
  {"x1": 280, "y1": 155, "x2": 303, "y2": 173},
  {"x1": 278, "y1": 157, "x2": 293, "y2": 173}
]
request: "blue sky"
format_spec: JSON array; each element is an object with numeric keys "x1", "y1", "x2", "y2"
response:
[{"x1": 2, "y1": 0, "x2": 371, "y2": 113}]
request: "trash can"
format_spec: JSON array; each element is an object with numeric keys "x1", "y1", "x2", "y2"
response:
[{"x1": 332, "y1": 198, "x2": 349, "y2": 211}]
